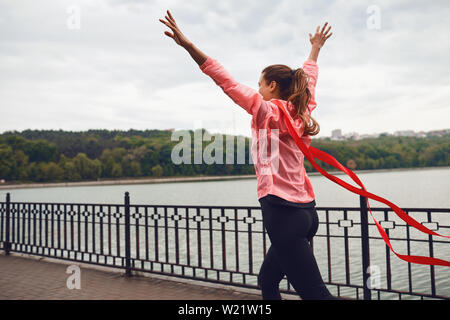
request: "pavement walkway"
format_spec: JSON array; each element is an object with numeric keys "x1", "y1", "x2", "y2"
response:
[{"x1": 0, "y1": 254, "x2": 262, "y2": 300}]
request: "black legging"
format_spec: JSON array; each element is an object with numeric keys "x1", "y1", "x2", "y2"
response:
[{"x1": 258, "y1": 195, "x2": 335, "y2": 300}]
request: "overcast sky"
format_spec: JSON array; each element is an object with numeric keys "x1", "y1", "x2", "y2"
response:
[{"x1": 1, "y1": 0, "x2": 449, "y2": 139}]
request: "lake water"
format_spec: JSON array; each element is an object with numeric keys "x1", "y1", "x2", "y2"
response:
[
  {"x1": 1, "y1": 166, "x2": 449, "y2": 299},
  {"x1": 2, "y1": 167, "x2": 450, "y2": 208}
]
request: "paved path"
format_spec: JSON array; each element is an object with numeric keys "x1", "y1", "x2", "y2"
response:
[{"x1": 0, "y1": 254, "x2": 262, "y2": 300}]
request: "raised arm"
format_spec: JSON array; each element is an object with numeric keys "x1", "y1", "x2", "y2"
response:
[
  {"x1": 308, "y1": 22, "x2": 332, "y2": 62},
  {"x1": 198, "y1": 56, "x2": 266, "y2": 117},
  {"x1": 159, "y1": 9, "x2": 267, "y2": 117},
  {"x1": 302, "y1": 22, "x2": 333, "y2": 113},
  {"x1": 159, "y1": 10, "x2": 208, "y2": 66}
]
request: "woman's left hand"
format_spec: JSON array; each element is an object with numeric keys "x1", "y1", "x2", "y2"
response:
[
  {"x1": 309, "y1": 22, "x2": 332, "y2": 49},
  {"x1": 159, "y1": 10, "x2": 192, "y2": 48}
]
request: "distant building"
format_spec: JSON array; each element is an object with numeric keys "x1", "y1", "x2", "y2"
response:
[
  {"x1": 165, "y1": 128, "x2": 175, "y2": 132},
  {"x1": 359, "y1": 133, "x2": 380, "y2": 139},
  {"x1": 327, "y1": 128, "x2": 448, "y2": 140},
  {"x1": 344, "y1": 132, "x2": 360, "y2": 140},
  {"x1": 394, "y1": 130, "x2": 415, "y2": 137},
  {"x1": 417, "y1": 131, "x2": 427, "y2": 138},
  {"x1": 428, "y1": 129, "x2": 450, "y2": 137},
  {"x1": 331, "y1": 129, "x2": 343, "y2": 140}
]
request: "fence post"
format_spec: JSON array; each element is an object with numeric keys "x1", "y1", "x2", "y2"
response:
[
  {"x1": 4, "y1": 193, "x2": 11, "y2": 255},
  {"x1": 360, "y1": 195, "x2": 371, "y2": 300},
  {"x1": 124, "y1": 191, "x2": 132, "y2": 277}
]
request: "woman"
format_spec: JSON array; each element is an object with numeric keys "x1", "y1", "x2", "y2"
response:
[{"x1": 159, "y1": 10, "x2": 336, "y2": 300}]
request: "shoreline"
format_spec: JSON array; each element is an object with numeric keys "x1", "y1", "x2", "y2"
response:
[{"x1": 0, "y1": 166, "x2": 448, "y2": 190}]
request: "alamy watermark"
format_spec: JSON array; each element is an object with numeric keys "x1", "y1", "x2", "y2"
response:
[
  {"x1": 367, "y1": 5, "x2": 381, "y2": 30},
  {"x1": 66, "y1": 5, "x2": 81, "y2": 30},
  {"x1": 66, "y1": 264, "x2": 81, "y2": 290},
  {"x1": 170, "y1": 128, "x2": 280, "y2": 175},
  {"x1": 366, "y1": 265, "x2": 381, "y2": 289}
]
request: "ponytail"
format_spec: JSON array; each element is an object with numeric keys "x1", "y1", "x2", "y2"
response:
[{"x1": 287, "y1": 69, "x2": 320, "y2": 136}]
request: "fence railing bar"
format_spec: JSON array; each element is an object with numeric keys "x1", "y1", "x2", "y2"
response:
[
  {"x1": 384, "y1": 210, "x2": 392, "y2": 292},
  {"x1": 428, "y1": 210, "x2": 436, "y2": 297}
]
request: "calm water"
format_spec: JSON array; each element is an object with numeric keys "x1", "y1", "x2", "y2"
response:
[
  {"x1": 2, "y1": 167, "x2": 449, "y2": 208},
  {"x1": 1, "y1": 166, "x2": 449, "y2": 299}
]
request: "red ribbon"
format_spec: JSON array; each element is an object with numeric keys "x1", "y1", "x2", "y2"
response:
[{"x1": 272, "y1": 99, "x2": 450, "y2": 267}]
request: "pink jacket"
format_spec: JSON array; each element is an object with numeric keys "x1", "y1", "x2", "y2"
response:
[{"x1": 199, "y1": 57, "x2": 319, "y2": 203}]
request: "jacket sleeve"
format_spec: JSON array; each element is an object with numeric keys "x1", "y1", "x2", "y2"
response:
[
  {"x1": 302, "y1": 59, "x2": 319, "y2": 113},
  {"x1": 199, "y1": 56, "x2": 271, "y2": 126}
]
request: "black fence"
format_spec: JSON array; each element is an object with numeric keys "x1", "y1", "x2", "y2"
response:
[{"x1": 0, "y1": 192, "x2": 449, "y2": 300}]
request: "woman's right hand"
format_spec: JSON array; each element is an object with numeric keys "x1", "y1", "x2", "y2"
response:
[
  {"x1": 159, "y1": 9, "x2": 193, "y2": 49},
  {"x1": 309, "y1": 22, "x2": 332, "y2": 48}
]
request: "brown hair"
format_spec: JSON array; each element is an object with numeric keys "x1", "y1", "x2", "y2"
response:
[{"x1": 261, "y1": 65, "x2": 320, "y2": 136}]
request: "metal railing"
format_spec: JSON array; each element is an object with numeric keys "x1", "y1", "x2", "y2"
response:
[{"x1": 1, "y1": 192, "x2": 449, "y2": 300}]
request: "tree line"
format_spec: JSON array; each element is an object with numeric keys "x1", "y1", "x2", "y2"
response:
[{"x1": 0, "y1": 129, "x2": 448, "y2": 184}]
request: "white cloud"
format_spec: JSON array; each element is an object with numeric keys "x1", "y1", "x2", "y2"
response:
[{"x1": 0, "y1": 0, "x2": 449, "y2": 138}]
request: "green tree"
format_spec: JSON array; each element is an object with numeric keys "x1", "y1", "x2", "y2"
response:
[
  {"x1": 142, "y1": 150, "x2": 159, "y2": 175},
  {"x1": 27, "y1": 162, "x2": 46, "y2": 182},
  {"x1": 151, "y1": 164, "x2": 163, "y2": 177},
  {"x1": 23, "y1": 139, "x2": 58, "y2": 163},
  {"x1": 0, "y1": 144, "x2": 14, "y2": 179},
  {"x1": 58, "y1": 154, "x2": 69, "y2": 168},
  {"x1": 13, "y1": 150, "x2": 29, "y2": 180},
  {"x1": 130, "y1": 161, "x2": 142, "y2": 177},
  {"x1": 111, "y1": 163, "x2": 123, "y2": 177},
  {"x1": 102, "y1": 156, "x2": 116, "y2": 177},
  {"x1": 62, "y1": 161, "x2": 81, "y2": 181},
  {"x1": 73, "y1": 153, "x2": 102, "y2": 180},
  {"x1": 42, "y1": 162, "x2": 64, "y2": 181},
  {"x1": 111, "y1": 148, "x2": 128, "y2": 162},
  {"x1": 0, "y1": 129, "x2": 448, "y2": 183}
]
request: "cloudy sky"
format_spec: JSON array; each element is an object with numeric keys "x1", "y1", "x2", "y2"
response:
[{"x1": 1, "y1": 0, "x2": 449, "y2": 139}]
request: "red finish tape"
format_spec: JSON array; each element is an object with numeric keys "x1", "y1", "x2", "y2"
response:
[{"x1": 273, "y1": 99, "x2": 450, "y2": 267}]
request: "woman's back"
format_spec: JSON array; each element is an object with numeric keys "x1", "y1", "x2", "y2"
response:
[{"x1": 200, "y1": 57, "x2": 319, "y2": 203}]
